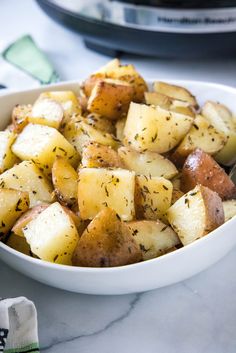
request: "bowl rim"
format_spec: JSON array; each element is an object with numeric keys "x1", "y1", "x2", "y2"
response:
[{"x1": 0, "y1": 78, "x2": 236, "y2": 273}]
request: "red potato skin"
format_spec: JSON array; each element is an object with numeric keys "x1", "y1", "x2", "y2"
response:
[{"x1": 181, "y1": 149, "x2": 236, "y2": 200}]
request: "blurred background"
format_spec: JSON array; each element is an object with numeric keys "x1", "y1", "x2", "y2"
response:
[{"x1": 1, "y1": 0, "x2": 236, "y2": 89}]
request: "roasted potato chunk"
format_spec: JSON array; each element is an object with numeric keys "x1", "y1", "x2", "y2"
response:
[
  {"x1": 29, "y1": 98, "x2": 64, "y2": 129},
  {"x1": 154, "y1": 81, "x2": 198, "y2": 108},
  {"x1": 171, "y1": 115, "x2": 227, "y2": 166},
  {"x1": 145, "y1": 92, "x2": 195, "y2": 117},
  {"x1": 171, "y1": 189, "x2": 184, "y2": 204},
  {"x1": 202, "y1": 101, "x2": 236, "y2": 166},
  {"x1": 23, "y1": 202, "x2": 79, "y2": 265},
  {"x1": 0, "y1": 160, "x2": 53, "y2": 207},
  {"x1": 0, "y1": 131, "x2": 18, "y2": 173},
  {"x1": 12, "y1": 104, "x2": 31, "y2": 133},
  {"x1": 85, "y1": 113, "x2": 115, "y2": 134},
  {"x1": 167, "y1": 185, "x2": 224, "y2": 246},
  {"x1": 124, "y1": 103, "x2": 193, "y2": 153},
  {"x1": 223, "y1": 200, "x2": 236, "y2": 222},
  {"x1": 135, "y1": 175, "x2": 173, "y2": 221},
  {"x1": 128, "y1": 220, "x2": 180, "y2": 260},
  {"x1": 38, "y1": 91, "x2": 82, "y2": 125},
  {"x1": 6, "y1": 233, "x2": 34, "y2": 256},
  {"x1": 72, "y1": 208, "x2": 142, "y2": 267},
  {"x1": 115, "y1": 118, "x2": 126, "y2": 142},
  {"x1": 82, "y1": 59, "x2": 147, "y2": 102},
  {"x1": 81, "y1": 143, "x2": 124, "y2": 168},
  {"x1": 12, "y1": 123, "x2": 79, "y2": 176},
  {"x1": 0, "y1": 189, "x2": 29, "y2": 238},
  {"x1": 12, "y1": 203, "x2": 49, "y2": 237},
  {"x1": 52, "y1": 157, "x2": 78, "y2": 207},
  {"x1": 87, "y1": 79, "x2": 134, "y2": 120},
  {"x1": 78, "y1": 168, "x2": 135, "y2": 221},
  {"x1": 181, "y1": 149, "x2": 236, "y2": 200},
  {"x1": 118, "y1": 146, "x2": 178, "y2": 179},
  {"x1": 63, "y1": 118, "x2": 118, "y2": 155}
]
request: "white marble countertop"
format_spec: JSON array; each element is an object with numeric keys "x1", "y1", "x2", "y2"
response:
[{"x1": 1, "y1": 1, "x2": 236, "y2": 352}]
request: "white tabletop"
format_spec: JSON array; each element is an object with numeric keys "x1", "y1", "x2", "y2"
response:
[{"x1": 1, "y1": 1, "x2": 236, "y2": 352}]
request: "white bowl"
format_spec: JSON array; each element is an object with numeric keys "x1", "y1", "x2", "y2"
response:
[{"x1": 0, "y1": 79, "x2": 235, "y2": 295}]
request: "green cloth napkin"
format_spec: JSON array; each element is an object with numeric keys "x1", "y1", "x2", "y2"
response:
[{"x1": 2, "y1": 35, "x2": 59, "y2": 85}]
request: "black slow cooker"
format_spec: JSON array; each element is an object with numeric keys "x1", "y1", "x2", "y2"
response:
[{"x1": 36, "y1": 0, "x2": 236, "y2": 58}]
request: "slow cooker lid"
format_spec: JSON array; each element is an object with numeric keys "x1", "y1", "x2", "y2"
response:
[
  {"x1": 47, "y1": 0, "x2": 236, "y2": 34},
  {"x1": 117, "y1": 0, "x2": 236, "y2": 9}
]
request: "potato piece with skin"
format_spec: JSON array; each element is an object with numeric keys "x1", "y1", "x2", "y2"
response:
[
  {"x1": 171, "y1": 189, "x2": 184, "y2": 205},
  {"x1": 0, "y1": 161, "x2": 53, "y2": 207},
  {"x1": 135, "y1": 175, "x2": 173, "y2": 221},
  {"x1": 82, "y1": 59, "x2": 147, "y2": 102},
  {"x1": 181, "y1": 149, "x2": 236, "y2": 200},
  {"x1": 12, "y1": 124, "x2": 79, "y2": 177},
  {"x1": 12, "y1": 104, "x2": 31, "y2": 133},
  {"x1": 154, "y1": 81, "x2": 198, "y2": 108},
  {"x1": 72, "y1": 208, "x2": 142, "y2": 267},
  {"x1": 0, "y1": 189, "x2": 29, "y2": 238},
  {"x1": 23, "y1": 202, "x2": 79, "y2": 265},
  {"x1": 223, "y1": 200, "x2": 236, "y2": 222},
  {"x1": 63, "y1": 119, "x2": 118, "y2": 155},
  {"x1": 12, "y1": 203, "x2": 49, "y2": 237},
  {"x1": 85, "y1": 113, "x2": 115, "y2": 134},
  {"x1": 169, "y1": 99, "x2": 195, "y2": 117},
  {"x1": 118, "y1": 146, "x2": 178, "y2": 179},
  {"x1": 171, "y1": 115, "x2": 227, "y2": 167},
  {"x1": 29, "y1": 98, "x2": 64, "y2": 129},
  {"x1": 0, "y1": 131, "x2": 18, "y2": 173},
  {"x1": 202, "y1": 101, "x2": 236, "y2": 166},
  {"x1": 115, "y1": 118, "x2": 126, "y2": 142},
  {"x1": 167, "y1": 185, "x2": 224, "y2": 246},
  {"x1": 82, "y1": 143, "x2": 124, "y2": 168},
  {"x1": 87, "y1": 79, "x2": 134, "y2": 120},
  {"x1": 78, "y1": 168, "x2": 135, "y2": 221},
  {"x1": 52, "y1": 157, "x2": 78, "y2": 207},
  {"x1": 127, "y1": 220, "x2": 180, "y2": 260},
  {"x1": 124, "y1": 102, "x2": 193, "y2": 153}
]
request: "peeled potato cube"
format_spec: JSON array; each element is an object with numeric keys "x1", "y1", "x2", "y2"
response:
[
  {"x1": 23, "y1": 202, "x2": 79, "y2": 265},
  {"x1": 223, "y1": 200, "x2": 236, "y2": 222},
  {"x1": 167, "y1": 185, "x2": 224, "y2": 246},
  {"x1": 135, "y1": 175, "x2": 173, "y2": 221},
  {"x1": 124, "y1": 103, "x2": 193, "y2": 153},
  {"x1": 12, "y1": 203, "x2": 49, "y2": 237},
  {"x1": 87, "y1": 79, "x2": 134, "y2": 120},
  {"x1": 29, "y1": 98, "x2": 64, "y2": 129},
  {"x1": 127, "y1": 220, "x2": 180, "y2": 260},
  {"x1": 72, "y1": 208, "x2": 142, "y2": 267},
  {"x1": 202, "y1": 101, "x2": 236, "y2": 166},
  {"x1": 0, "y1": 160, "x2": 53, "y2": 207},
  {"x1": 52, "y1": 157, "x2": 78, "y2": 207},
  {"x1": 12, "y1": 124, "x2": 79, "y2": 176},
  {"x1": 63, "y1": 118, "x2": 118, "y2": 155},
  {"x1": 154, "y1": 81, "x2": 198, "y2": 108},
  {"x1": 171, "y1": 115, "x2": 227, "y2": 166},
  {"x1": 78, "y1": 168, "x2": 135, "y2": 221},
  {"x1": 12, "y1": 104, "x2": 31, "y2": 133},
  {"x1": 0, "y1": 131, "x2": 18, "y2": 173},
  {"x1": 82, "y1": 143, "x2": 124, "y2": 168},
  {"x1": 0, "y1": 189, "x2": 29, "y2": 238},
  {"x1": 39, "y1": 91, "x2": 82, "y2": 124},
  {"x1": 181, "y1": 149, "x2": 236, "y2": 200},
  {"x1": 118, "y1": 146, "x2": 178, "y2": 179}
]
